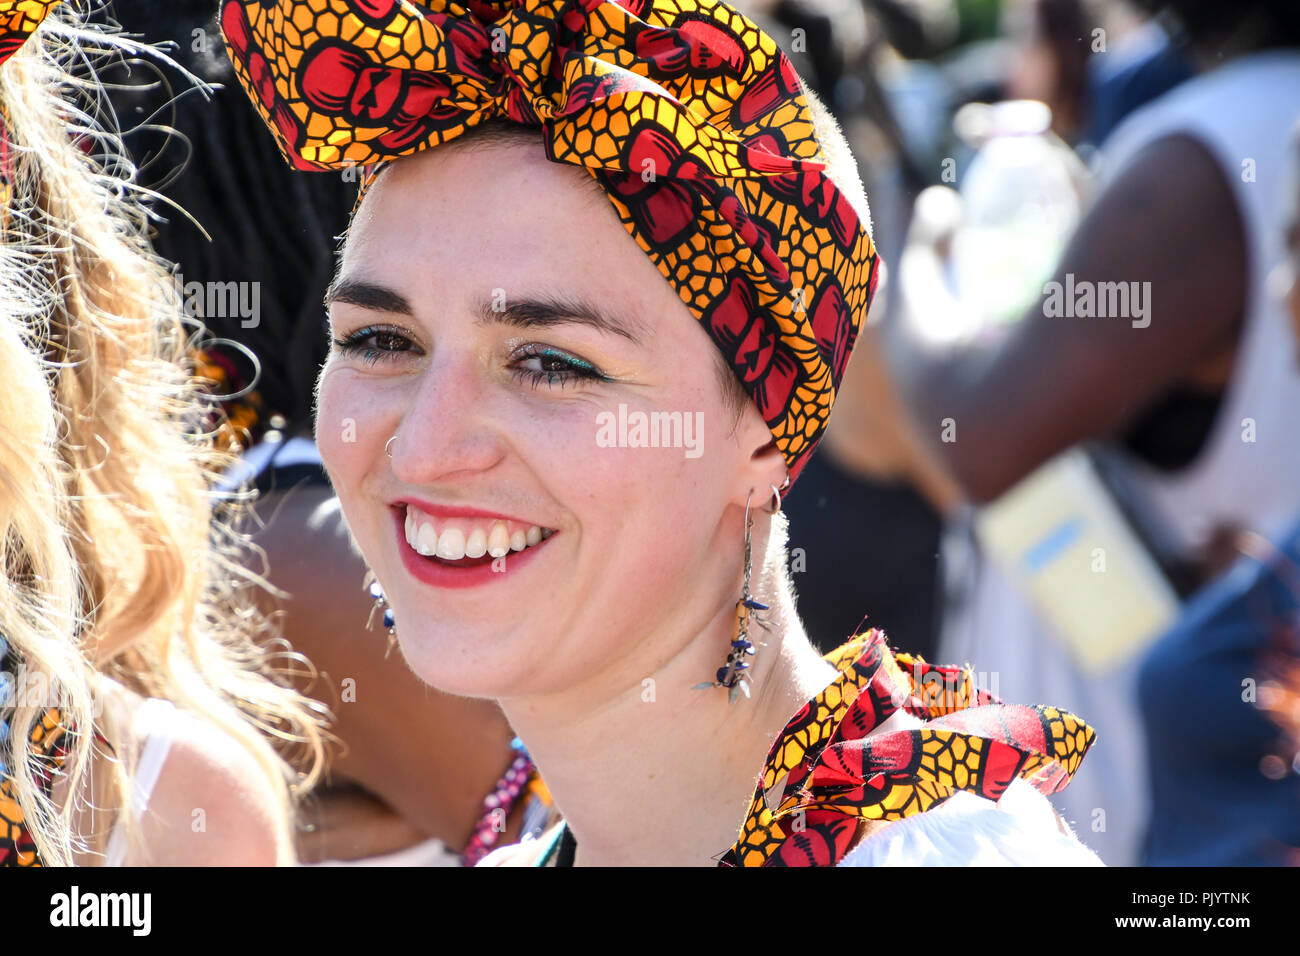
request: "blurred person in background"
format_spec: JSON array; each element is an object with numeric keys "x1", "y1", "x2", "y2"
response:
[
  {"x1": 839, "y1": 0, "x2": 1300, "y2": 863},
  {"x1": 997, "y1": 0, "x2": 1195, "y2": 148},
  {"x1": 1082, "y1": 0, "x2": 1193, "y2": 146},
  {"x1": 752, "y1": 0, "x2": 1190, "y2": 661},
  {"x1": 106, "y1": 0, "x2": 554, "y2": 864},
  {"x1": 0, "y1": 0, "x2": 325, "y2": 867},
  {"x1": 1003, "y1": 0, "x2": 1093, "y2": 142},
  {"x1": 1133, "y1": 121, "x2": 1300, "y2": 866}
]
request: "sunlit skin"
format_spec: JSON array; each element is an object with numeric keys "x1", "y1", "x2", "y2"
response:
[{"x1": 316, "y1": 139, "x2": 838, "y2": 865}]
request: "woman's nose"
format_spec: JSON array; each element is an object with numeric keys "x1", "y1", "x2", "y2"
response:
[{"x1": 388, "y1": 351, "x2": 505, "y2": 483}]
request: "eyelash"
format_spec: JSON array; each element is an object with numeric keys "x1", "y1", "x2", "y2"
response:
[
  {"x1": 509, "y1": 344, "x2": 610, "y2": 389},
  {"x1": 332, "y1": 325, "x2": 417, "y2": 366},
  {"x1": 331, "y1": 326, "x2": 609, "y2": 389}
]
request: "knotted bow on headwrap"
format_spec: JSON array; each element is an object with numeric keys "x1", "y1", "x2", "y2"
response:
[
  {"x1": 0, "y1": 1, "x2": 62, "y2": 222},
  {"x1": 220, "y1": 0, "x2": 881, "y2": 482},
  {"x1": 0, "y1": 0, "x2": 58, "y2": 64},
  {"x1": 721, "y1": 631, "x2": 1097, "y2": 866}
]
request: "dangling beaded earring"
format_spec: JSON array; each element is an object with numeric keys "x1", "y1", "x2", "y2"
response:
[
  {"x1": 694, "y1": 479, "x2": 787, "y2": 704},
  {"x1": 362, "y1": 570, "x2": 398, "y2": 655}
]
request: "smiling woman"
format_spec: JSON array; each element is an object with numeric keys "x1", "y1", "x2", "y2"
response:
[{"x1": 224, "y1": 0, "x2": 1102, "y2": 866}]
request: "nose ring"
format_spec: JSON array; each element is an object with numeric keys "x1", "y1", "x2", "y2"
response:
[{"x1": 385, "y1": 435, "x2": 397, "y2": 459}]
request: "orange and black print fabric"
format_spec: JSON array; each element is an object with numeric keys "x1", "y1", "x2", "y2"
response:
[
  {"x1": 721, "y1": 631, "x2": 1097, "y2": 866},
  {"x1": 220, "y1": 0, "x2": 881, "y2": 482},
  {"x1": 0, "y1": 0, "x2": 59, "y2": 64},
  {"x1": 0, "y1": 708, "x2": 71, "y2": 867},
  {"x1": 0, "y1": 1, "x2": 62, "y2": 218}
]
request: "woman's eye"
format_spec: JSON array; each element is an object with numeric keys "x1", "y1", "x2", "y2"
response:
[
  {"x1": 332, "y1": 326, "x2": 417, "y2": 365},
  {"x1": 510, "y1": 346, "x2": 609, "y2": 389}
]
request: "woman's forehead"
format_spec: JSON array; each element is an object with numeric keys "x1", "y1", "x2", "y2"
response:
[{"x1": 341, "y1": 142, "x2": 685, "y2": 325}]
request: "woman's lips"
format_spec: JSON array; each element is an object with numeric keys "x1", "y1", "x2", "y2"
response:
[
  {"x1": 390, "y1": 505, "x2": 555, "y2": 590},
  {"x1": 401, "y1": 501, "x2": 555, "y2": 559}
]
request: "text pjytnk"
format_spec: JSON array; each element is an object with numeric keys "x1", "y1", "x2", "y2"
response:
[{"x1": 596, "y1": 404, "x2": 704, "y2": 459}]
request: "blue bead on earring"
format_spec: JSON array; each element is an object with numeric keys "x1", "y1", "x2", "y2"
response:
[{"x1": 363, "y1": 571, "x2": 398, "y2": 654}]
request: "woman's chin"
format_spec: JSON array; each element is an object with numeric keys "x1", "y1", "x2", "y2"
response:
[{"x1": 390, "y1": 624, "x2": 541, "y2": 699}]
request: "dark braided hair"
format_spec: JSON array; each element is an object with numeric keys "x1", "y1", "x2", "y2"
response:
[{"x1": 105, "y1": 0, "x2": 356, "y2": 440}]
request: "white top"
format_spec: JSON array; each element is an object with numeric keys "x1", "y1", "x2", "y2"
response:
[
  {"x1": 302, "y1": 836, "x2": 463, "y2": 867},
  {"x1": 105, "y1": 697, "x2": 177, "y2": 867},
  {"x1": 840, "y1": 778, "x2": 1103, "y2": 867}
]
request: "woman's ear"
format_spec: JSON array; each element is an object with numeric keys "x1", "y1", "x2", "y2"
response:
[{"x1": 731, "y1": 403, "x2": 788, "y2": 509}]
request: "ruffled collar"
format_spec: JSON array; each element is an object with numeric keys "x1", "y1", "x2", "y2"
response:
[{"x1": 719, "y1": 630, "x2": 1096, "y2": 866}]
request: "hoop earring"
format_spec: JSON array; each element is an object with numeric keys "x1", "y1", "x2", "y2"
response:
[
  {"x1": 363, "y1": 570, "x2": 398, "y2": 655},
  {"x1": 765, "y1": 473, "x2": 790, "y2": 514},
  {"x1": 385, "y1": 435, "x2": 397, "y2": 459},
  {"x1": 694, "y1": 489, "x2": 772, "y2": 704}
]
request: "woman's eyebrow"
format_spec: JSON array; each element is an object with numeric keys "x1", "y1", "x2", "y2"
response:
[
  {"x1": 324, "y1": 281, "x2": 646, "y2": 345},
  {"x1": 475, "y1": 293, "x2": 646, "y2": 344},
  {"x1": 324, "y1": 277, "x2": 414, "y2": 315}
]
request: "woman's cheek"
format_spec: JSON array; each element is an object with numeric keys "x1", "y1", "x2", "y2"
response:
[{"x1": 315, "y1": 364, "x2": 391, "y2": 488}]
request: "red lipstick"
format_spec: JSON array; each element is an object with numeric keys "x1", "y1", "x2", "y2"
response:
[
  {"x1": 394, "y1": 496, "x2": 542, "y2": 526},
  {"x1": 390, "y1": 505, "x2": 555, "y2": 590}
]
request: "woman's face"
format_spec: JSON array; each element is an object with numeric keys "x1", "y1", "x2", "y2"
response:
[{"x1": 318, "y1": 140, "x2": 768, "y2": 700}]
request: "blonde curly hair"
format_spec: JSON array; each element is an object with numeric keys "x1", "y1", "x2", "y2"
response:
[{"x1": 0, "y1": 1, "x2": 326, "y2": 866}]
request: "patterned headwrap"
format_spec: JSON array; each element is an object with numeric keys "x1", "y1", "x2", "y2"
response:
[
  {"x1": 0, "y1": 1, "x2": 62, "y2": 221},
  {"x1": 0, "y1": 0, "x2": 57, "y2": 63},
  {"x1": 219, "y1": 0, "x2": 881, "y2": 483}
]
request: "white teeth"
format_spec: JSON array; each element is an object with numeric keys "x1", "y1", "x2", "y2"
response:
[
  {"x1": 436, "y1": 526, "x2": 466, "y2": 560},
  {"x1": 464, "y1": 527, "x2": 488, "y2": 559},
  {"x1": 405, "y1": 507, "x2": 553, "y2": 560},
  {"x1": 487, "y1": 521, "x2": 511, "y2": 558},
  {"x1": 416, "y1": 522, "x2": 438, "y2": 556}
]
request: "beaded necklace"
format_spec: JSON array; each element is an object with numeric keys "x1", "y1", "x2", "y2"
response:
[{"x1": 460, "y1": 738, "x2": 554, "y2": 866}]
